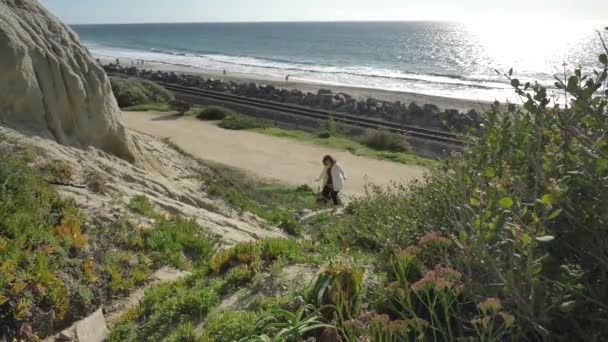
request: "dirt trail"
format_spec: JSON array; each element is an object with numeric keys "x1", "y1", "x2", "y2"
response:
[{"x1": 121, "y1": 112, "x2": 426, "y2": 198}]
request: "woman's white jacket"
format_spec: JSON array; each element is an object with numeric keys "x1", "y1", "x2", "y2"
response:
[{"x1": 316, "y1": 163, "x2": 347, "y2": 192}]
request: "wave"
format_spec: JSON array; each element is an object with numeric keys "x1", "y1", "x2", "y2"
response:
[{"x1": 87, "y1": 43, "x2": 533, "y2": 101}]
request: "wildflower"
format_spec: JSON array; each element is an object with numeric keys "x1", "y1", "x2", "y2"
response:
[
  {"x1": 382, "y1": 319, "x2": 410, "y2": 334},
  {"x1": 418, "y1": 233, "x2": 452, "y2": 248},
  {"x1": 410, "y1": 266, "x2": 462, "y2": 293},
  {"x1": 471, "y1": 316, "x2": 492, "y2": 329},
  {"x1": 370, "y1": 313, "x2": 390, "y2": 327},
  {"x1": 344, "y1": 318, "x2": 366, "y2": 333},
  {"x1": 499, "y1": 311, "x2": 516, "y2": 328},
  {"x1": 396, "y1": 246, "x2": 420, "y2": 260},
  {"x1": 478, "y1": 298, "x2": 503, "y2": 314}
]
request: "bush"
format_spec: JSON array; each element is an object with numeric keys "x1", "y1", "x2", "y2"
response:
[
  {"x1": 110, "y1": 77, "x2": 174, "y2": 108},
  {"x1": 218, "y1": 114, "x2": 268, "y2": 130},
  {"x1": 169, "y1": 100, "x2": 191, "y2": 115},
  {"x1": 318, "y1": 117, "x2": 345, "y2": 138},
  {"x1": 196, "y1": 106, "x2": 234, "y2": 121},
  {"x1": 360, "y1": 129, "x2": 412, "y2": 153},
  {"x1": 319, "y1": 34, "x2": 608, "y2": 340},
  {"x1": 203, "y1": 311, "x2": 260, "y2": 342}
]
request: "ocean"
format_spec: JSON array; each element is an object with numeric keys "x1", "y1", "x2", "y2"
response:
[{"x1": 72, "y1": 21, "x2": 605, "y2": 102}]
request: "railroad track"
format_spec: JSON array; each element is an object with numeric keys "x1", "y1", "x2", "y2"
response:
[{"x1": 110, "y1": 73, "x2": 465, "y2": 145}]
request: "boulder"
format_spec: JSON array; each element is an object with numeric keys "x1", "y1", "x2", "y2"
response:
[
  {"x1": 0, "y1": 0, "x2": 136, "y2": 162},
  {"x1": 74, "y1": 308, "x2": 109, "y2": 342}
]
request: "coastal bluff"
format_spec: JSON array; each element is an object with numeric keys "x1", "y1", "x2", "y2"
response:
[{"x1": 0, "y1": 0, "x2": 135, "y2": 161}]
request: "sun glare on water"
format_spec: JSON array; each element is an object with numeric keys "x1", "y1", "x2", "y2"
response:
[{"x1": 463, "y1": 18, "x2": 603, "y2": 80}]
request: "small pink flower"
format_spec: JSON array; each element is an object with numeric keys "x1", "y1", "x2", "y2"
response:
[
  {"x1": 410, "y1": 266, "x2": 461, "y2": 293},
  {"x1": 478, "y1": 298, "x2": 503, "y2": 314}
]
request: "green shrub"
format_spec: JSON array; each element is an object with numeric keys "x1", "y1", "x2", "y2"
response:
[
  {"x1": 218, "y1": 114, "x2": 268, "y2": 130},
  {"x1": 110, "y1": 77, "x2": 174, "y2": 108},
  {"x1": 196, "y1": 106, "x2": 234, "y2": 121},
  {"x1": 319, "y1": 117, "x2": 345, "y2": 138},
  {"x1": 128, "y1": 195, "x2": 155, "y2": 217},
  {"x1": 169, "y1": 100, "x2": 192, "y2": 115},
  {"x1": 224, "y1": 265, "x2": 254, "y2": 288},
  {"x1": 203, "y1": 311, "x2": 260, "y2": 342},
  {"x1": 360, "y1": 129, "x2": 412, "y2": 153},
  {"x1": 321, "y1": 34, "x2": 608, "y2": 340},
  {"x1": 143, "y1": 216, "x2": 217, "y2": 269}
]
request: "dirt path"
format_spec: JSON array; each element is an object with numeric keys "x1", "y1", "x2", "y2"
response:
[{"x1": 121, "y1": 112, "x2": 426, "y2": 198}]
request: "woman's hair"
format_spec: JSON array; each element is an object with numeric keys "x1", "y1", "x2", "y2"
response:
[{"x1": 322, "y1": 155, "x2": 336, "y2": 165}]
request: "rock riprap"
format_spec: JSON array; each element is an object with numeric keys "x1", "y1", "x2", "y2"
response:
[{"x1": 0, "y1": 0, "x2": 136, "y2": 161}]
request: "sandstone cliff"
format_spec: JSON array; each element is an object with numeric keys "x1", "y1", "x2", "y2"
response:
[{"x1": 0, "y1": 0, "x2": 135, "y2": 161}]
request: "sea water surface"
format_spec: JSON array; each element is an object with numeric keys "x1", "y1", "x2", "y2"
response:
[{"x1": 72, "y1": 21, "x2": 606, "y2": 102}]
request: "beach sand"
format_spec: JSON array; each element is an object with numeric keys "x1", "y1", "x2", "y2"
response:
[{"x1": 100, "y1": 56, "x2": 493, "y2": 113}]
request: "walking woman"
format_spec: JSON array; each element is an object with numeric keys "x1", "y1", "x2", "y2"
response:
[{"x1": 316, "y1": 155, "x2": 347, "y2": 206}]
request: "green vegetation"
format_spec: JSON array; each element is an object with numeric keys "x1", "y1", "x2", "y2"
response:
[
  {"x1": 196, "y1": 105, "x2": 235, "y2": 121},
  {"x1": 123, "y1": 102, "x2": 173, "y2": 112},
  {"x1": 170, "y1": 100, "x2": 192, "y2": 115},
  {"x1": 359, "y1": 129, "x2": 412, "y2": 153},
  {"x1": 107, "y1": 33, "x2": 608, "y2": 341},
  {"x1": 218, "y1": 114, "x2": 269, "y2": 130},
  {"x1": 110, "y1": 238, "x2": 313, "y2": 341},
  {"x1": 201, "y1": 164, "x2": 320, "y2": 236},
  {"x1": 0, "y1": 155, "x2": 81, "y2": 336},
  {"x1": 110, "y1": 76, "x2": 174, "y2": 108},
  {"x1": 252, "y1": 126, "x2": 436, "y2": 167},
  {"x1": 0, "y1": 150, "x2": 218, "y2": 339}
]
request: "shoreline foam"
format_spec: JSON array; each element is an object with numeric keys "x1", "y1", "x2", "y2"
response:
[{"x1": 97, "y1": 55, "x2": 493, "y2": 113}]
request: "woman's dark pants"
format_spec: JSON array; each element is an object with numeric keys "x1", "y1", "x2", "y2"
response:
[{"x1": 322, "y1": 185, "x2": 341, "y2": 206}]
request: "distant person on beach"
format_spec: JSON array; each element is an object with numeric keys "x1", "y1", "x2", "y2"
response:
[
  {"x1": 316, "y1": 155, "x2": 347, "y2": 206},
  {"x1": 223, "y1": 69, "x2": 227, "y2": 76},
  {"x1": 116, "y1": 58, "x2": 120, "y2": 65},
  {"x1": 285, "y1": 75, "x2": 290, "y2": 84}
]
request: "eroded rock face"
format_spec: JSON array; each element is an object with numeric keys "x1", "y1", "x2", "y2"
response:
[{"x1": 0, "y1": 0, "x2": 136, "y2": 161}]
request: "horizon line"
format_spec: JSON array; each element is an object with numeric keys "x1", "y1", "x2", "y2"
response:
[{"x1": 68, "y1": 19, "x2": 471, "y2": 26}]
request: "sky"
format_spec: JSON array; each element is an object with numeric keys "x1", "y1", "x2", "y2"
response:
[{"x1": 41, "y1": 0, "x2": 608, "y2": 24}]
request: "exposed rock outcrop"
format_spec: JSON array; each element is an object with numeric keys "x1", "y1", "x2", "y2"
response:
[{"x1": 0, "y1": 0, "x2": 136, "y2": 161}]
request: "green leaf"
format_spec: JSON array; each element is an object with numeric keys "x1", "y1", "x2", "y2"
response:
[
  {"x1": 521, "y1": 234, "x2": 532, "y2": 244},
  {"x1": 536, "y1": 235, "x2": 555, "y2": 242},
  {"x1": 485, "y1": 168, "x2": 496, "y2": 177},
  {"x1": 541, "y1": 194, "x2": 554, "y2": 205},
  {"x1": 560, "y1": 301, "x2": 576, "y2": 313},
  {"x1": 470, "y1": 198, "x2": 480, "y2": 207},
  {"x1": 567, "y1": 75, "x2": 578, "y2": 91},
  {"x1": 547, "y1": 208, "x2": 563, "y2": 220},
  {"x1": 499, "y1": 197, "x2": 514, "y2": 209},
  {"x1": 511, "y1": 79, "x2": 520, "y2": 88},
  {"x1": 458, "y1": 230, "x2": 468, "y2": 243},
  {"x1": 531, "y1": 262, "x2": 543, "y2": 275},
  {"x1": 600, "y1": 54, "x2": 608, "y2": 64}
]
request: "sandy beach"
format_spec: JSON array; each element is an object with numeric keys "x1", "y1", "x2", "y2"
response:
[{"x1": 99, "y1": 56, "x2": 493, "y2": 113}]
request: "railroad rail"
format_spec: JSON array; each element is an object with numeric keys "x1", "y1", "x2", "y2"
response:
[{"x1": 110, "y1": 73, "x2": 466, "y2": 146}]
